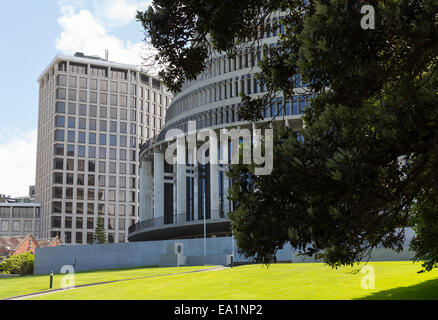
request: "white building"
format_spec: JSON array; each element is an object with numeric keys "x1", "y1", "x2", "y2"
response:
[
  {"x1": 35, "y1": 52, "x2": 173, "y2": 245},
  {"x1": 130, "y1": 11, "x2": 312, "y2": 242},
  {"x1": 0, "y1": 203, "x2": 41, "y2": 238}
]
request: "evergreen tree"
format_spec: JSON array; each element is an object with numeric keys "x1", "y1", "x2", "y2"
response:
[
  {"x1": 93, "y1": 216, "x2": 107, "y2": 245},
  {"x1": 138, "y1": 0, "x2": 438, "y2": 271}
]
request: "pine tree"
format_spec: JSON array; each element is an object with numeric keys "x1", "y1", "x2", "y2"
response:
[{"x1": 93, "y1": 216, "x2": 107, "y2": 245}]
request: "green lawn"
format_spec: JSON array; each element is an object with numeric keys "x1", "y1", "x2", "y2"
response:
[
  {"x1": 0, "y1": 265, "x2": 213, "y2": 299},
  {"x1": 17, "y1": 261, "x2": 438, "y2": 300}
]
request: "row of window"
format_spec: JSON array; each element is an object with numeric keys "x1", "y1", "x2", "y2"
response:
[
  {"x1": 52, "y1": 140, "x2": 138, "y2": 161},
  {"x1": 51, "y1": 201, "x2": 136, "y2": 216},
  {"x1": 0, "y1": 207, "x2": 38, "y2": 219},
  {"x1": 53, "y1": 173, "x2": 137, "y2": 188},
  {"x1": 51, "y1": 231, "x2": 126, "y2": 244},
  {"x1": 51, "y1": 173, "x2": 136, "y2": 189},
  {"x1": 0, "y1": 220, "x2": 34, "y2": 233},
  {"x1": 53, "y1": 158, "x2": 136, "y2": 175},
  {"x1": 51, "y1": 216, "x2": 134, "y2": 231}
]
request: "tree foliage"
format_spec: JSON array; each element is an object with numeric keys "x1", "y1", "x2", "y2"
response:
[
  {"x1": 93, "y1": 216, "x2": 107, "y2": 245},
  {"x1": 0, "y1": 253, "x2": 34, "y2": 275},
  {"x1": 138, "y1": 0, "x2": 438, "y2": 270}
]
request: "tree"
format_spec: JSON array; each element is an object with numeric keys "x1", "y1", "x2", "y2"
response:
[
  {"x1": 93, "y1": 216, "x2": 107, "y2": 245},
  {"x1": 138, "y1": 0, "x2": 438, "y2": 270}
]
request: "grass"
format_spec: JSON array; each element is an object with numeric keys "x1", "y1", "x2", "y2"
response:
[
  {"x1": 16, "y1": 261, "x2": 438, "y2": 300},
  {"x1": 0, "y1": 265, "x2": 214, "y2": 299}
]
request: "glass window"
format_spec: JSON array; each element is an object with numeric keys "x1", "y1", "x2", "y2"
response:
[
  {"x1": 68, "y1": 131, "x2": 75, "y2": 142},
  {"x1": 67, "y1": 159, "x2": 74, "y2": 170},
  {"x1": 1, "y1": 221, "x2": 9, "y2": 232},
  {"x1": 89, "y1": 146, "x2": 96, "y2": 158},
  {"x1": 80, "y1": 77, "x2": 87, "y2": 89},
  {"x1": 89, "y1": 105, "x2": 97, "y2": 117},
  {"x1": 55, "y1": 116, "x2": 65, "y2": 127},
  {"x1": 88, "y1": 175, "x2": 95, "y2": 186},
  {"x1": 99, "y1": 134, "x2": 107, "y2": 145},
  {"x1": 56, "y1": 102, "x2": 65, "y2": 113},
  {"x1": 68, "y1": 103, "x2": 76, "y2": 115},
  {"x1": 89, "y1": 132, "x2": 96, "y2": 144},
  {"x1": 55, "y1": 130, "x2": 64, "y2": 142},
  {"x1": 119, "y1": 219, "x2": 125, "y2": 231},
  {"x1": 78, "y1": 145, "x2": 85, "y2": 157},
  {"x1": 88, "y1": 189, "x2": 95, "y2": 200},
  {"x1": 53, "y1": 172, "x2": 63, "y2": 184},
  {"x1": 99, "y1": 147, "x2": 106, "y2": 159},
  {"x1": 68, "y1": 117, "x2": 75, "y2": 128},
  {"x1": 54, "y1": 158, "x2": 64, "y2": 170},
  {"x1": 100, "y1": 106, "x2": 107, "y2": 118},
  {"x1": 79, "y1": 104, "x2": 87, "y2": 116},
  {"x1": 109, "y1": 135, "x2": 117, "y2": 146},
  {"x1": 100, "y1": 120, "x2": 107, "y2": 132},
  {"x1": 79, "y1": 90, "x2": 87, "y2": 102},
  {"x1": 101, "y1": 80, "x2": 108, "y2": 91},
  {"x1": 100, "y1": 93, "x2": 107, "y2": 105},
  {"x1": 88, "y1": 160, "x2": 96, "y2": 172},
  {"x1": 51, "y1": 217, "x2": 61, "y2": 229},
  {"x1": 89, "y1": 119, "x2": 96, "y2": 130},
  {"x1": 52, "y1": 202, "x2": 62, "y2": 213}
]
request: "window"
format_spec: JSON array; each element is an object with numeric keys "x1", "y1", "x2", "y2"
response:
[
  {"x1": 89, "y1": 146, "x2": 96, "y2": 158},
  {"x1": 100, "y1": 120, "x2": 107, "y2": 132},
  {"x1": 52, "y1": 202, "x2": 62, "y2": 213},
  {"x1": 88, "y1": 175, "x2": 95, "y2": 186},
  {"x1": 101, "y1": 80, "x2": 108, "y2": 91},
  {"x1": 53, "y1": 172, "x2": 63, "y2": 184},
  {"x1": 1, "y1": 221, "x2": 9, "y2": 232},
  {"x1": 89, "y1": 119, "x2": 96, "y2": 131},
  {"x1": 89, "y1": 132, "x2": 96, "y2": 144},
  {"x1": 100, "y1": 135, "x2": 107, "y2": 147},
  {"x1": 51, "y1": 217, "x2": 61, "y2": 228},
  {"x1": 56, "y1": 88, "x2": 66, "y2": 100},
  {"x1": 55, "y1": 116, "x2": 65, "y2": 127},
  {"x1": 79, "y1": 118, "x2": 86, "y2": 129},
  {"x1": 79, "y1": 77, "x2": 87, "y2": 89},
  {"x1": 56, "y1": 102, "x2": 65, "y2": 113},
  {"x1": 109, "y1": 176, "x2": 116, "y2": 188},
  {"x1": 55, "y1": 130, "x2": 64, "y2": 142},
  {"x1": 53, "y1": 159, "x2": 64, "y2": 170}
]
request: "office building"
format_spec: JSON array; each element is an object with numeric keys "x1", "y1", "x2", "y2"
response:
[{"x1": 35, "y1": 52, "x2": 173, "y2": 244}]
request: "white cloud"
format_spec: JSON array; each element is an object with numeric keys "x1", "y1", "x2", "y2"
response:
[
  {"x1": 56, "y1": 1, "x2": 152, "y2": 66},
  {"x1": 0, "y1": 129, "x2": 37, "y2": 198},
  {"x1": 98, "y1": 0, "x2": 150, "y2": 27}
]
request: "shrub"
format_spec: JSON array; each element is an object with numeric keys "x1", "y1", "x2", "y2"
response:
[{"x1": 0, "y1": 253, "x2": 34, "y2": 275}]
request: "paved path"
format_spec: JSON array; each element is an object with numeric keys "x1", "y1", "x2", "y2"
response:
[{"x1": 4, "y1": 266, "x2": 227, "y2": 300}]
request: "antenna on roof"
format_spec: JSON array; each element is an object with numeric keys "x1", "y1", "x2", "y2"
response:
[{"x1": 105, "y1": 49, "x2": 109, "y2": 61}]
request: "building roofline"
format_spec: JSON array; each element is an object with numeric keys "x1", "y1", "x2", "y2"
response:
[
  {"x1": 37, "y1": 54, "x2": 151, "y2": 83},
  {"x1": 0, "y1": 203, "x2": 41, "y2": 207}
]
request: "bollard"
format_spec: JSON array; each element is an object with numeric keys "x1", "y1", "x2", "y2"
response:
[
  {"x1": 50, "y1": 271, "x2": 54, "y2": 289},
  {"x1": 230, "y1": 256, "x2": 234, "y2": 268}
]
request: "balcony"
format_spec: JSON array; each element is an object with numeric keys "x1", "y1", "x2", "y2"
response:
[{"x1": 128, "y1": 210, "x2": 232, "y2": 242}]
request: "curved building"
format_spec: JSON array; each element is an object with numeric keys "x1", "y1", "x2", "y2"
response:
[{"x1": 129, "y1": 11, "x2": 313, "y2": 242}]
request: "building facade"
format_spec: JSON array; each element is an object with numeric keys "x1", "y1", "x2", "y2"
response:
[
  {"x1": 35, "y1": 52, "x2": 173, "y2": 245},
  {"x1": 130, "y1": 11, "x2": 312, "y2": 242},
  {"x1": 0, "y1": 203, "x2": 41, "y2": 238}
]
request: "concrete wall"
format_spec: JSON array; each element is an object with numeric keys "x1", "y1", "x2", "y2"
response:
[{"x1": 34, "y1": 228, "x2": 416, "y2": 275}]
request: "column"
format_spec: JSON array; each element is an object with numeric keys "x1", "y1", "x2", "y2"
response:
[
  {"x1": 210, "y1": 132, "x2": 220, "y2": 219},
  {"x1": 176, "y1": 137, "x2": 186, "y2": 223},
  {"x1": 153, "y1": 151, "x2": 164, "y2": 219},
  {"x1": 139, "y1": 157, "x2": 153, "y2": 222}
]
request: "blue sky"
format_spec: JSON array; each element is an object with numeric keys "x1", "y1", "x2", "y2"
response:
[{"x1": 0, "y1": 0, "x2": 152, "y2": 197}]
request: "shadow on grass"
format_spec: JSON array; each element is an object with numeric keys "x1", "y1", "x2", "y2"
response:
[{"x1": 357, "y1": 278, "x2": 438, "y2": 300}]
